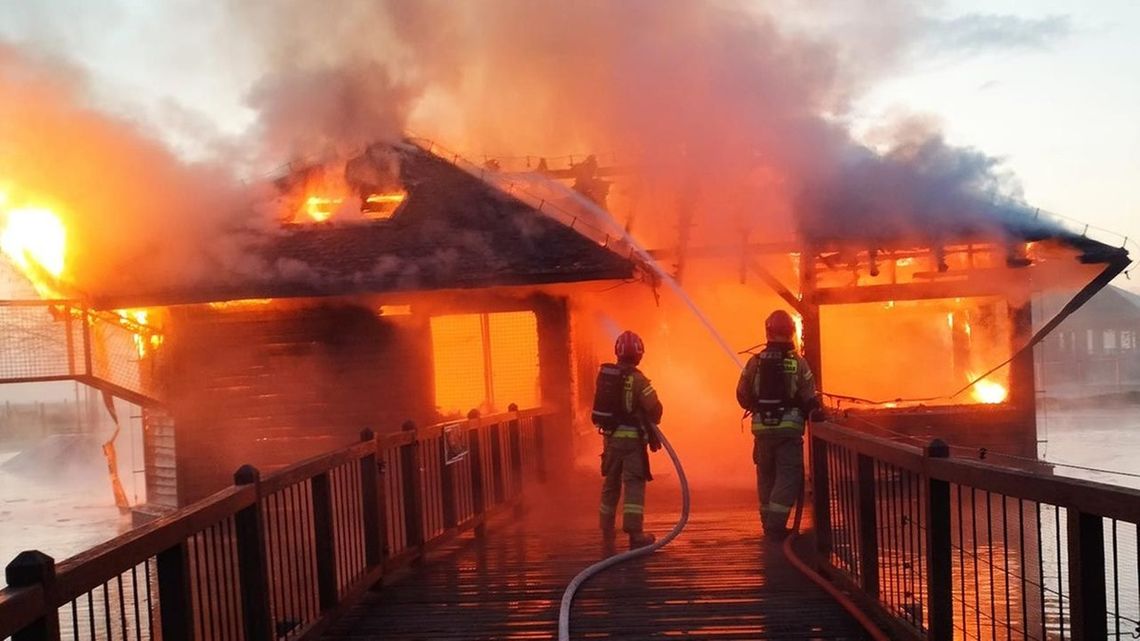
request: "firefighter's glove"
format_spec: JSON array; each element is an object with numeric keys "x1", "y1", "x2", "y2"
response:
[
  {"x1": 647, "y1": 429, "x2": 663, "y2": 453},
  {"x1": 809, "y1": 408, "x2": 828, "y2": 423}
]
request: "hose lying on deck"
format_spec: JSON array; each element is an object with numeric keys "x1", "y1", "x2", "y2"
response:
[{"x1": 558, "y1": 425, "x2": 690, "y2": 641}]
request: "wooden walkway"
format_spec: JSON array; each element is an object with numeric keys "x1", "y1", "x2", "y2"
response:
[{"x1": 323, "y1": 483, "x2": 870, "y2": 640}]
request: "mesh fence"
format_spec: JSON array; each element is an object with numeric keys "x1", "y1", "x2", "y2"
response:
[
  {"x1": 0, "y1": 301, "x2": 164, "y2": 404},
  {"x1": 0, "y1": 302, "x2": 79, "y2": 380}
]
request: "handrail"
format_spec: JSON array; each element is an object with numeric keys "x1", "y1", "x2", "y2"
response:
[
  {"x1": 811, "y1": 421, "x2": 1140, "y2": 521},
  {"x1": 810, "y1": 419, "x2": 1140, "y2": 641},
  {"x1": 0, "y1": 407, "x2": 555, "y2": 641}
]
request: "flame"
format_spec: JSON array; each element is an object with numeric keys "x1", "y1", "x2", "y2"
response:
[
  {"x1": 968, "y1": 372, "x2": 1008, "y2": 404},
  {"x1": 0, "y1": 203, "x2": 67, "y2": 296},
  {"x1": 363, "y1": 191, "x2": 407, "y2": 220},
  {"x1": 305, "y1": 196, "x2": 340, "y2": 222},
  {"x1": 113, "y1": 308, "x2": 164, "y2": 359},
  {"x1": 365, "y1": 192, "x2": 406, "y2": 206},
  {"x1": 208, "y1": 298, "x2": 274, "y2": 310},
  {"x1": 301, "y1": 190, "x2": 406, "y2": 223}
]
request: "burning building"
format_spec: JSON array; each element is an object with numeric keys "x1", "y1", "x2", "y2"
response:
[
  {"x1": 37, "y1": 141, "x2": 639, "y2": 509},
  {"x1": 0, "y1": 129, "x2": 1131, "y2": 511}
]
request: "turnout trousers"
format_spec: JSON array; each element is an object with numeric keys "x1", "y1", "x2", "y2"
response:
[
  {"x1": 599, "y1": 435, "x2": 650, "y2": 534},
  {"x1": 753, "y1": 434, "x2": 804, "y2": 534}
]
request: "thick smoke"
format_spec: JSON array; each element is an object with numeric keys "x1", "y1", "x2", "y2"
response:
[
  {"x1": 226, "y1": 0, "x2": 1030, "y2": 250},
  {"x1": 0, "y1": 44, "x2": 265, "y2": 296}
]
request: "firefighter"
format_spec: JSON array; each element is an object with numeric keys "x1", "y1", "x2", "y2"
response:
[
  {"x1": 592, "y1": 330, "x2": 663, "y2": 549},
  {"x1": 736, "y1": 310, "x2": 823, "y2": 539}
]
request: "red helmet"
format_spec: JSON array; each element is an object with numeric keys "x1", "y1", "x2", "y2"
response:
[
  {"x1": 765, "y1": 310, "x2": 796, "y2": 342},
  {"x1": 614, "y1": 330, "x2": 645, "y2": 362}
]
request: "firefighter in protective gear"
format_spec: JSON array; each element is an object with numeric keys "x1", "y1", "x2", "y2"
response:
[
  {"x1": 592, "y1": 330, "x2": 664, "y2": 549},
  {"x1": 736, "y1": 310, "x2": 822, "y2": 538}
]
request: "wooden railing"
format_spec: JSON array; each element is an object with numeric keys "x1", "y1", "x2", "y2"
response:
[
  {"x1": 810, "y1": 420, "x2": 1140, "y2": 641},
  {"x1": 0, "y1": 408, "x2": 551, "y2": 641}
]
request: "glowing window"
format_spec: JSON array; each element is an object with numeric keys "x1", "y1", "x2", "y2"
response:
[
  {"x1": 430, "y1": 314, "x2": 487, "y2": 417},
  {"x1": 430, "y1": 311, "x2": 541, "y2": 417}
]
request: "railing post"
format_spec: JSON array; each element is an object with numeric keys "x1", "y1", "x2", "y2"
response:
[
  {"x1": 400, "y1": 420, "x2": 425, "y2": 550},
  {"x1": 924, "y1": 439, "x2": 953, "y2": 641},
  {"x1": 359, "y1": 429, "x2": 385, "y2": 567},
  {"x1": 810, "y1": 435, "x2": 832, "y2": 559},
  {"x1": 533, "y1": 414, "x2": 547, "y2": 483},
  {"x1": 155, "y1": 542, "x2": 194, "y2": 641},
  {"x1": 311, "y1": 470, "x2": 338, "y2": 611},
  {"x1": 439, "y1": 427, "x2": 458, "y2": 530},
  {"x1": 233, "y1": 465, "x2": 273, "y2": 641},
  {"x1": 856, "y1": 453, "x2": 879, "y2": 598},
  {"x1": 5, "y1": 551, "x2": 60, "y2": 641},
  {"x1": 1067, "y1": 509, "x2": 1107, "y2": 641},
  {"x1": 468, "y1": 417, "x2": 487, "y2": 537},
  {"x1": 507, "y1": 403, "x2": 523, "y2": 498},
  {"x1": 490, "y1": 420, "x2": 505, "y2": 504}
]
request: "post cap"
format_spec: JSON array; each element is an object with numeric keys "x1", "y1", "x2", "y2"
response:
[
  {"x1": 5, "y1": 550, "x2": 56, "y2": 587},
  {"x1": 234, "y1": 464, "x2": 261, "y2": 485},
  {"x1": 925, "y1": 438, "x2": 950, "y2": 459}
]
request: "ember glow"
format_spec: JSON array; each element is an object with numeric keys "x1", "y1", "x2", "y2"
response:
[
  {"x1": 969, "y1": 373, "x2": 1009, "y2": 404},
  {"x1": 430, "y1": 311, "x2": 540, "y2": 417}
]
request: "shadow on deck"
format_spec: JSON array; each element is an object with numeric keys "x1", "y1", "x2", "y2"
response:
[{"x1": 323, "y1": 480, "x2": 871, "y2": 640}]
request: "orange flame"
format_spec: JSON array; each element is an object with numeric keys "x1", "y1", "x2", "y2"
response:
[
  {"x1": 968, "y1": 372, "x2": 1008, "y2": 404},
  {"x1": 300, "y1": 191, "x2": 406, "y2": 223},
  {"x1": 0, "y1": 198, "x2": 67, "y2": 297},
  {"x1": 112, "y1": 308, "x2": 164, "y2": 359}
]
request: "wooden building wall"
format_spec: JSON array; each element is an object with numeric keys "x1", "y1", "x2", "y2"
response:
[
  {"x1": 163, "y1": 303, "x2": 434, "y2": 504},
  {"x1": 155, "y1": 293, "x2": 573, "y2": 505}
]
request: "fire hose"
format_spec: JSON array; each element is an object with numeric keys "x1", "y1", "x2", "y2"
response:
[{"x1": 557, "y1": 424, "x2": 689, "y2": 641}]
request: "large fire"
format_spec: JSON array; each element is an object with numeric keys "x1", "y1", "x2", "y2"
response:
[{"x1": 0, "y1": 198, "x2": 67, "y2": 296}]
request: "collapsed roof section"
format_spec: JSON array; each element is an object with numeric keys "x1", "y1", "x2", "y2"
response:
[{"x1": 91, "y1": 142, "x2": 639, "y2": 309}]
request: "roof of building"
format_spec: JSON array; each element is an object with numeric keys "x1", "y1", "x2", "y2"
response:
[{"x1": 90, "y1": 144, "x2": 637, "y2": 308}]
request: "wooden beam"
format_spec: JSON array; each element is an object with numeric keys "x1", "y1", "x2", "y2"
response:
[
  {"x1": 748, "y1": 260, "x2": 805, "y2": 315},
  {"x1": 646, "y1": 241, "x2": 800, "y2": 261},
  {"x1": 812, "y1": 279, "x2": 1011, "y2": 305}
]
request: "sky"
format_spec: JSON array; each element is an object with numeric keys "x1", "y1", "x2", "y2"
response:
[{"x1": 852, "y1": 0, "x2": 1140, "y2": 288}]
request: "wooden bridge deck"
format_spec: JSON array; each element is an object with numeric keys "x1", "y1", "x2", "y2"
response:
[{"x1": 323, "y1": 483, "x2": 870, "y2": 640}]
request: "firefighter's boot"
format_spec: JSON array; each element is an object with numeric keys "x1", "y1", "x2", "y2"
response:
[{"x1": 628, "y1": 531, "x2": 656, "y2": 548}]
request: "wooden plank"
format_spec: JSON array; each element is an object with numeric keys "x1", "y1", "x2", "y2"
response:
[
  {"x1": 855, "y1": 454, "x2": 878, "y2": 598},
  {"x1": 811, "y1": 422, "x2": 926, "y2": 473},
  {"x1": 54, "y1": 486, "x2": 255, "y2": 602},
  {"x1": 156, "y1": 542, "x2": 194, "y2": 641},
  {"x1": 925, "y1": 458, "x2": 1140, "y2": 523},
  {"x1": 812, "y1": 279, "x2": 1010, "y2": 305},
  {"x1": 924, "y1": 440, "x2": 953, "y2": 641},
  {"x1": 233, "y1": 466, "x2": 272, "y2": 641},
  {"x1": 1067, "y1": 510, "x2": 1108, "y2": 641},
  {"x1": 321, "y1": 504, "x2": 866, "y2": 641},
  {"x1": 258, "y1": 441, "x2": 374, "y2": 494},
  {"x1": 311, "y1": 472, "x2": 339, "y2": 612},
  {"x1": 2, "y1": 553, "x2": 57, "y2": 641},
  {"x1": 0, "y1": 584, "x2": 47, "y2": 641},
  {"x1": 815, "y1": 420, "x2": 1140, "y2": 522}
]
